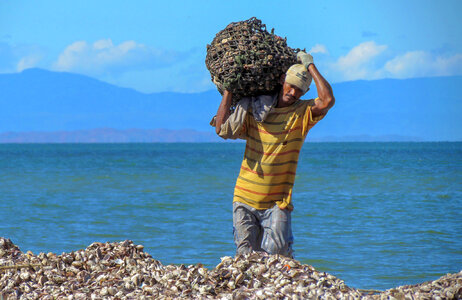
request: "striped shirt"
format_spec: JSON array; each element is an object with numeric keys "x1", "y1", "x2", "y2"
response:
[{"x1": 234, "y1": 98, "x2": 324, "y2": 210}]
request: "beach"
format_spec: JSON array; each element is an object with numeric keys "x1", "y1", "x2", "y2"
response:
[{"x1": 1, "y1": 238, "x2": 461, "y2": 299}]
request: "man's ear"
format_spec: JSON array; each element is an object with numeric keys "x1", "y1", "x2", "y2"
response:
[{"x1": 279, "y1": 74, "x2": 286, "y2": 85}]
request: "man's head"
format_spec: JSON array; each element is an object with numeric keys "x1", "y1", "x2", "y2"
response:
[{"x1": 278, "y1": 64, "x2": 312, "y2": 107}]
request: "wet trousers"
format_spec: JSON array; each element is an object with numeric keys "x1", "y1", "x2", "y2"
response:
[{"x1": 232, "y1": 201, "x2": 293, "y2": 257}]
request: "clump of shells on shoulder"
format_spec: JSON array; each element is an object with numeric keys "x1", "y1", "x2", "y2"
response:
[
  {"x1": 205, "y1": 17, "x2": 300, "y2": 107},
  {"x1": 0, "y1": 237, "x2": 461, "y2": 299}
]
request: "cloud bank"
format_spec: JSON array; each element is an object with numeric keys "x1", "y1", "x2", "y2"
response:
[
  {"x1": 2, "y1": 38, "x2": 462, "y2": 92},
  {"x1": 313, "y1": 41, "x2": 462, "y2": 82},
  {"x1": 384, "y1": 51, "x2": 462, "y2": 78},
  {"x1": 52, "y1": 39, "x2": 183, "y2": 76}
]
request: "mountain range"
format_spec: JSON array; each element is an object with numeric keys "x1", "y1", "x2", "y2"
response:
[{"x1": 0, "y1": 68, "x2": 460, "y2": 142}]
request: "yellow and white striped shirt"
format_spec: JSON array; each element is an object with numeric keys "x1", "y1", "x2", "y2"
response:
[{"x1": 234, "y1": 98, "x2": 324, "y2": 210}]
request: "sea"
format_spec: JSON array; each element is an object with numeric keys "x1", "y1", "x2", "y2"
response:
[{"x1": 0, "y1": 142, "x2": 461, "y2": 290}]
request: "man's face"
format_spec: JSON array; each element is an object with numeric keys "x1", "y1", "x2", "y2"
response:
[{"x1": 279, "y1": 81, "x2": 305, "y2": 107}]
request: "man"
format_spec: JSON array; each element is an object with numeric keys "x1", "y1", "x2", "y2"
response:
[{"x1": 212, "y1": 52, "x2": 335, "y2": 257}]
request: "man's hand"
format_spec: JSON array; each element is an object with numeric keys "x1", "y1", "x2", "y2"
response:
[
  {"x1": 215, "y1": 90, "x2": 233, "y2": 135},
  {"x1": 297, "y1": 51, "x2": 314, "y2": 69}
]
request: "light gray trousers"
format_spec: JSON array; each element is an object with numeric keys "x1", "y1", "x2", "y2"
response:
[{"x1": 232, "y1": 201, "x2": 294, "y2": 257}]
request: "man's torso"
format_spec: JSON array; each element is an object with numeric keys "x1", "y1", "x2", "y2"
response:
[{"x1": 233, "y1": 98, "x2": 321, "y2": 210}]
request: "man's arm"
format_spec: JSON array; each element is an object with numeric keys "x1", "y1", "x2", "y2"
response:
[
  {"x1": 308, "y1": 64, "x2": 335, "y2": 118},
  {"x1": 215, "y1": 90, "x2": 233, "y2": 134},
  {"x1": 297, "y1": 52, "x2": 335, "y2": 118}
]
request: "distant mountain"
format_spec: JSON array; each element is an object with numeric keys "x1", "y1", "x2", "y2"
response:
[
  {"x1": 0, "y1": 68, "x2": 219, "y2": 132},
  {"x1": 0, "y1": 129, "x2": 424, "y2": 143},
  {"x1": 313, "y1": 76, "x2": 462, "y2": 141},
  {"x1": 0, "y1": 128, "x2": 222, "y2": 143},
  {"x1": 0, "y1": 68, "x2": 461, "y2": 141}
]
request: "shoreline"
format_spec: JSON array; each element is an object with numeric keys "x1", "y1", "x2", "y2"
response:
[{"x1": 1, "y1": 238, "x2": 460, "y2": 299}]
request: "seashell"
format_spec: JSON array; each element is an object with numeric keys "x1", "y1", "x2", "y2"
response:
[
  {"x1": 22, "y1": 282, "x2": 32, "y2": 293},
  {"x1": 74, "y1": 252, "x2": 82, "y2": 261},
  {"x1": 124, "y1": 281, "x2": 134, "y2": 290},
  {"x1": 253, "y1": 265, "x2": 267, "y2": 276},
  {"x1": 255, "y1": 289, "x2": 265, "y2": 299},
  {"x1": 72, "y1": 261, "x2": 83, "y2": 268},
  {"x1": 100, "y1": 286, "x2": 109, "y2": 296},
  {"x1": 38, "y1": 275, "x2": 48, "y2": 286},
  {"x1": 280, "y1": 284, "x2": 293, "y2": 294},
  {"x1": 198, "y1": 267, "x2": 208, "y2": 278},
  {"x1": 114, "y1": 291, "x2": 124, "y2": 298},
  {"x1": 0, "y1": 249, "x2": 7, "y2": 258},
  {"x1": 235, "y1": 273, "x2": 245, "y2": 285},
  {"x1": 131, "y1": 273, "x2": 141, "y2": 286},
  {"x1": 62, "y1": 254, "x2": 73, "y2": 264},
  {"x1": 219, "y1": 256, "x2": 233, "y2": 265},
  {"x1": 253, "y1": 279, "x2": 262, "y2": 289},
  {"x1": 227, "y1": 280, "x2": 235, "y2": 289},
  {"x1": 86, "y1": 260, "x2": 95, "y2": 268},
  {"x1": 52, "y1": 275, "x2": 65, "y2": 284},
  {"x1": 96, "y1": 274, "x2": 107, "y2": 283},
  {"x1": 143, "y1": 285, "x2": 154, "y2": 294},
  {"x1": 19, "y1": 271, "x2": 30, "y2": 281}
]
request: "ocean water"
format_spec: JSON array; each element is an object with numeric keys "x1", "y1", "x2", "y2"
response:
[{"x1": 0, "y1": 142, "x2": 460, "y2": 290}]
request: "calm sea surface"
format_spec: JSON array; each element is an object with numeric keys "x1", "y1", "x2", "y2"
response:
[{"x1": 0, "y1": 142, "x2": 461, "y2": 290}]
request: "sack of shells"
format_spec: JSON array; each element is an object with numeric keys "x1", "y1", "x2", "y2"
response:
[{"x1": 205, "y1": 17, "x2": 301, "y2": 107}]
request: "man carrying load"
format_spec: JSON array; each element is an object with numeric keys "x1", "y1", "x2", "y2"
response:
[{"x1": 212, "y1": 52, "x2": 335, "y2": 257}]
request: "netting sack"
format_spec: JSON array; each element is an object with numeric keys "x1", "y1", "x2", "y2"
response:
[{"x1": 205, "y1": 17, "x2": 301, "y2": 107}]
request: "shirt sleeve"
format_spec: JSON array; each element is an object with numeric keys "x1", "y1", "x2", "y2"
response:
[
  {"x1": 301, "y1": 98, "x2": 326, "y2": 137},
  {"x1": 209, "y1": 97, "x2": 250, "y2": 140}
]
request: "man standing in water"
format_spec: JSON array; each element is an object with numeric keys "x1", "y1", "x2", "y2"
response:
[{"x1": 212, "y1": 52, "x2": 335, "y2": 257}]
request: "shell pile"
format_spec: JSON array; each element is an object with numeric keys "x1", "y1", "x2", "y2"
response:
[
  {"x1": 205, "y1": 17, "x2": 300, "y2": 107},
  {"x1": 1, "y1": 237, "x2": 461, "y2": 299}
]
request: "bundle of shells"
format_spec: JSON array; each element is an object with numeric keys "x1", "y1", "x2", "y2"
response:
[
  {"x1": 205, "y1": 17, "x2": 300, "y2": 107},
  {"x1": 1, "y1": 237, "x2": 461, "y2": 299},
  {"x1": 373, "y1": 272, "x2": 462, "y2": 300}
]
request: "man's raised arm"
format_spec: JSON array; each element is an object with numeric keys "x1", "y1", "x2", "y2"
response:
[
  {"x1": 309, "y1": 64, "x2": 335, "y2": 118},
  {"x1": 297, "y1": 52, "x2": 335, "y2": 118}
]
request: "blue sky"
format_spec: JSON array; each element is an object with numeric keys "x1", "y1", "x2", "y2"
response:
[{"x1": 1, "y1": 0, "x2": 461, "y2": 93}]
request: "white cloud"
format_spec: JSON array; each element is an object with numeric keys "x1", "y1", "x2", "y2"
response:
[
  {"x1": 17, "y1": 54, "x2": 42, "y2": 72},
  {"x1": 309, "y1": 44, "x2": 328, "y2": 54},
  {"x1": 337, "y1": 41, "x2": 387, "y2": 69},
  {"x1": 52, "y1": 39, "x2": 183, "y2": 75},
  {"x1": 384, "y1": 51, "x2": 462, "y2": 78},
  {"x1": 0, "y1": 42, "x2": 43, "y2": 73},
  {"x1": 331, "y1": 41, "x2": 387, "y2": 81},
  {"x1": 98, "y1": 46, "x2": 213, "y2": 94},
  {"x1": 321, "y1": 41, "x2": 462, "y2": 82}
]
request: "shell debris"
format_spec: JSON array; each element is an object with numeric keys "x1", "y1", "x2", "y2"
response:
[{"x1": 0, "y1": 237, "x2": 461, "y2": 299}]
